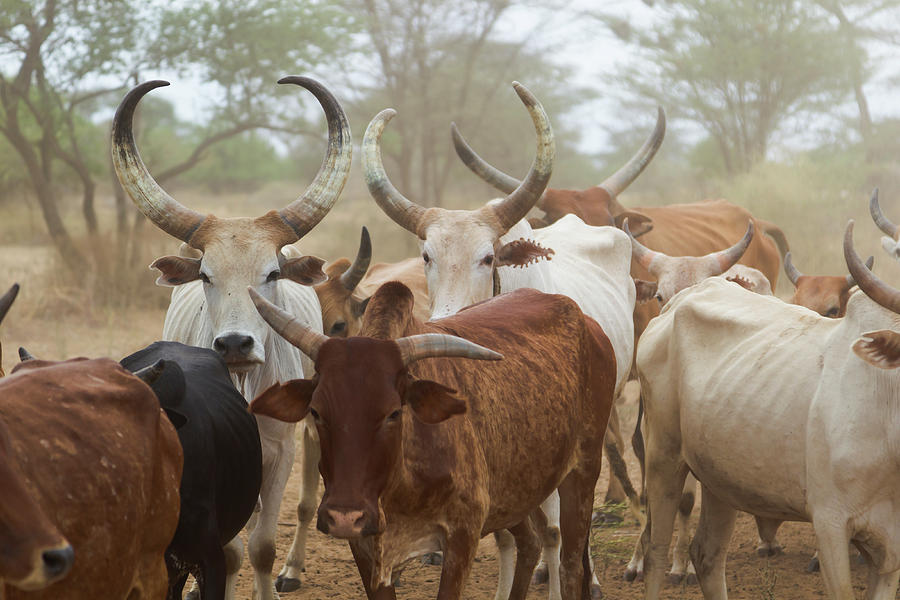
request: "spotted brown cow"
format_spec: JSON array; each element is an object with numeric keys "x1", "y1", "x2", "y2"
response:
[
  {"x1": 2, "y1": 357, "x2": 182, "y2": 599},
  {"x1": 249, "y1": 282, "x2": 617, "y2": 599}
]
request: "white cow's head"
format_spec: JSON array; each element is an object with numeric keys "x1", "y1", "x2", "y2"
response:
[
  {"x1": 362, "y1": 82, "x2": 556, "y2": 319},
  {"x1": 844, "y1": 220, "x2": 900, "y2": 370},
  {"x1": 112, "y1": 78, "x2": 351, "y2": 372},
  {"x1": 868, "y1": 188, "x2": 900, "y2": 262},
  {"x1": 626, "y1": 219, "x2": 754, "y2": 305}
]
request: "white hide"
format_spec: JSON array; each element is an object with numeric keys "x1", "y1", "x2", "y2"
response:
[{"x1": 637, "y1": 277, "x2": 900, "y2": 599}]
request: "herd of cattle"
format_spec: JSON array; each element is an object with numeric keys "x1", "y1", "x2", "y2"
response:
[{"x1": 0, "y1": 75, "x2": 897, "y2": 600}]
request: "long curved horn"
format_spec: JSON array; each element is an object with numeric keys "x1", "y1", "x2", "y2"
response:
[
  {"x1": 868, "y1": 188, "x2": 897, "y2": 239},
  {"x1": 485, "y1": 82, "x2": 555, "y2": 232},
  {"x1": 395, "y1": 333, "x2": 502, "y2": 366},
  {"x1": 111, "y1": 81, "x2": 206, "y2": 244},
  {"x1": 705, "y1": 222, "x2": 753, "y2": 274},
  {"x1": 276, "y1": 77, "x2": 352, "y2": 239},
  {"x1": 249, "y1": 287, "x2": 329, "y2": 360},
  {"x1": 599, "y1": 107, "x2": 666, "y2": 198},
  {"x1": 624, "y1": 219, "x2": 664, "y2": 273},
  {"x1": 784, "y1": 252, "x2": 803, "y2": 286},
  {"x1": 846, "y1": 255, "x2": 874, "y2": 288},
  {"x1": 363, "y1": 109, "x2": 430, "y2": 237},
  {"x1": 339, "y1": 227, "x2": 372, "y2": 292},
  {"x1": 450, "y1": 122, "x2": 520, "y2": 194},
  {"x1": 844, "y1": 220, "x2": 900, "y2": 314},
  {"x1": 0, "y1": 283, "x2": 18, "y2": 326}
]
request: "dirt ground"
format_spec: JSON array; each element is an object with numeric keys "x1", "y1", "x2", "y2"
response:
[{"x1": 226, "y1": 386, "x2": 886, "y2": 600}]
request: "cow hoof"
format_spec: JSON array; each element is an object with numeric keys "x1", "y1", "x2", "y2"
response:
[
  {"x1": 591, "y1": 582, "x2": 603, "y2": 598},
  {"x1": 275, "y1": 575, "x2": 302, "y2": 593},
  {"x1": 806, "y1": 557, "x2": 820, "y2": 573},
  {"x1": 421, "y1": 552, "x2": 443, "y2": 566},
  {"x1": 686, "y1": 573, "x2": 698, "y2": 585},
  {"x1": 185, "y1": 590, "x2": 200, "y2": 600},
  {"x1": 757, "y1": 545, "x2": 783, "y2": 557},
  {"x1": 666, "y1": 573, "x2": 685, "y2": 585},
  {"x1": 623, "y1": 568, "x2": 639, "y2": 582},
  {"x1": 532, "y1": 563, "x2": 549, "y2": 584}
]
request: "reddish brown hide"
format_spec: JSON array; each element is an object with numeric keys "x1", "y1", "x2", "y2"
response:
[
  {"x1": 2, "y1": 358, "x2": 182, "y2": 599},
  {"x1": 252, "y1": 283, "x2": 616, "y2": 599},
  {"x1": 784, "y1": 251, "x2": 872, "y2": 318}
]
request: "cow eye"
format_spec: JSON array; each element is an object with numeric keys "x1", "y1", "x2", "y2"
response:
[
  {"x1": 200, "y1": 272, "x2": 211, "y2": 284},
  {"x1": 266, "y1": 270, "x2": 280, "y2": 283},
  {"x1": 422, "y1": 252, "x2": 430, "y2": 264},
  {"x1": 825, "y1": 307, "x2": 839, "y2": 317},
  {"x1": 386, "y1": 409, "x2": 402, "y2": 422},
  {"x1": 482, "y1": 254, "x2": 494, "y2": 266},
  {"x1": 330, "y1": 321, "x2": 346, "y2": 336},
  {"x1": 309, "y1": 408, "x2": 321, "y2": 423}
]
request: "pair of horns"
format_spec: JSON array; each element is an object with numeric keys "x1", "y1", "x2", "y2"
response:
[
  {"x1": 248, "y1": 288, "x2": 501, "y2": 364},
  {"x1": 452, "y1": 106, "x2": 665, "y2": 201},
  {"x1": 844, "y1": 220, "x2": 900, "y2": 314},
  {"x1": 339, "y1": 227, "x2": 372, "y2": 292},
  {"x1": 625, "y1": 219, "x2": 754, "y2": 276},
  {"x1": 363, "y1": 82, "x2": 555, "y2": 238},
  {"x1": 111, "y1": 76, "x2": 352, "y2": 247},
  {"x1": 784, "y1": 251, "x2": 872, "y2": 288}
]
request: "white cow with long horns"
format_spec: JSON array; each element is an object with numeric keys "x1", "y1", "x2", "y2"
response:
[{"x1": 111, "y1": 76, "x2": 351, "y2": 600}]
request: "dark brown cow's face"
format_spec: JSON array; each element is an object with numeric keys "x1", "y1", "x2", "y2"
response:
[
  {"x1": 790, "y1": 276, "x2": 852, "y2": 318},
  {"x1": 0, "y1": 420, "x2": 73, "y2": 590},
  {"x1": 251, "y1": 336, "x2": 464, "y2": 540}
]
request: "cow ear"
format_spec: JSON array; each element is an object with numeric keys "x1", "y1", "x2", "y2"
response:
[
  {"x1": 162, "y1": 407, "x2": 189, "y2": 430},
  {"x1": 250, "y1": 379, "x2": 316, "y2": 422},
  {"x1": 404, "y1": 379, "x2": 466, "y2": 424},
  {"x1": 853, "y1": 330, "x2": 900, "y2": 370},
  {"x1": 151, "y1": 256, "x2": 202, "y2": 287},
  {"x1": 634, "y1": 279, "x2": 658, "y2": 304},
  {"x1": 615, "y1": 211, "x2": 653, "y2": 237},
  {"x1": 281, "y1": 256, "x2": 327, "y2": 286},
  {"x1": 496, "y1": 238, "x2": 555, "y2": 269}
]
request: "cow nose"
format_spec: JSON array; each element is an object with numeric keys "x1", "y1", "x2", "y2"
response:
[
  {"x1": 42, "y1": 544, "x2": 74, "y2": 579},
  {"x1": 320, "y1": 509, "x2": 366, "y2": 538},
  {"x1": 213, "y1": 334, "x2": 254, "y2": 359}
]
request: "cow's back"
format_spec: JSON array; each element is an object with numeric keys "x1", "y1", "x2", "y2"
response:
[
  {"x1": 1, "y1": 359, "x2": 182, "y2": 599},
  {"x1": 415, "y1": 289, "x2": 616, "y2": 531},
  {"x1": 359, "y1": 258, "x2": 431, "y2": 322}
]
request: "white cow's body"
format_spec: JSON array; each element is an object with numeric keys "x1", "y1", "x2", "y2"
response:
[{"x1": 638, "y1": 276, "x2": 900, "y2": 599}]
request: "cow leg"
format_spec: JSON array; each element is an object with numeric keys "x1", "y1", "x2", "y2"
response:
[
  {"x1": 865, "y1": 562, "x2": 900, "y2": 600},
  {"x1": 667, "y1": 475, "x2": 697, "y2": 584},
  {"x1": 689, "y1": 485, "x2": 736, "y2": 600},
  {"x1": 436, "y1": 529, "x2": 480, "y2": 600},
  {"x1": 250, "y1": 420, "x2": 297, "y2": 600},
  {"x1": 198, "y1": 530, "x2": 228, "y2": 600},
  {"x1": 224, "y1": 536, "x2": 244, "y2": 600},
  {"x1": 349, "y1": 538, "x2": 397, "y2": 600},
  {"x1": 533, "y1": 491, "x2": 563, "y2": 600},
  {"x1": 623, "y1": 521, "x2": 647, "y2": 582},
  {"x1": 812, "y1": 520, "x2": 855, "y2": 599},
  {"x1": 276, "y1": 417, "x2": 320, "y2": 593},
  {"x1": 642, "y1": 450, "x2": 690, "y2": 599},
  {"x1": 603, "y1": 405, "x2": 627, "y2": 504},
  {"x1": 493, "y1": 529, "x2": 516, "y2": 600},
  {"x1": 557, "y1": 466, "x2": 601, "y2": 599},
  {"x1": 754, "y1": 516, "x2": 783, "y2": 557},
  {"x1": 505, "y1": 517, "x2": 542, "y2": 600}
]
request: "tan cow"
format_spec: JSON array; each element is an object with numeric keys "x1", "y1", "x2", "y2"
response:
[
  {"x1": 314, "y1": 227, "x2": 429, "y2": 337},
  {"x1": 784, "y1": 251, "x2": 873, "y2": 318}
]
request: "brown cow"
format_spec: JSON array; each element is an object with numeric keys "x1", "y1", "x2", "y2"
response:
[
  {"x1": 784, "y1": 251, "x2": 874, "y2": 318},
  {"x1": 249, "y1": 282, "x2": 616, "y2": 599},
  {"x1": 314, "y1": 227, "x2": 430, "y2": 337},
  {"x1": 0, "y1": 283, "x2": 75, "y2": 593},
  {"x1": 1, "y1": 358, "x2": 182, "y2": 599}
]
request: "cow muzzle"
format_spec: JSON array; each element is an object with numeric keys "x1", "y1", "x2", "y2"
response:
[
  {"x1": 9, "y1": 543, "x2": 74, "y2": 591},
  {"x1": 213, "y1": 333, "x2": 263, "y2": 371},
  {"x1": 317, "y1": 506, "x2": 379, "y2": 539}
]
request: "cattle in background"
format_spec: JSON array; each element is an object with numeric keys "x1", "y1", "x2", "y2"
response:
[
  {"x1": 120, "y1": 341, "x2": 262, "y2": 600},
  {"x1": 633, "y1": 219, "x2": 900, "y2": 599},
  {"x1": 112, "y1": 76, "x2": 351, "y2": 598},
  {"x1": 2, "y1": 357, "x2": 182, "y2": 599},
  {"x1": 784, "y1": 251, "x2": 874, "y2": 318},
  {"x1": 0, "y1": 283, "x2": 74, "y2": 593},
  {"x1": 249, "y1": 283, "x2": 617, "y2": 599},
  {"x1": 314, "y1": 227, "x2": 430, "y2": 337},
  {"x1": 451, "y1": 109, "x2": 786, "y2": 340},
  {"x1": 363, "y1": 83, "x2": 637, "y2": 598}
]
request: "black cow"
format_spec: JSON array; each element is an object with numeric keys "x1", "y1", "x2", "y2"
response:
[{"x1": 120, "y1": 341, "x2": 262, "y2": 600}]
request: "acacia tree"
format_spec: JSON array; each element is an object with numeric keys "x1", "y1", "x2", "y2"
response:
[{"x1": 598, "y1": 0, "x2": 854, "y2": 174}]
